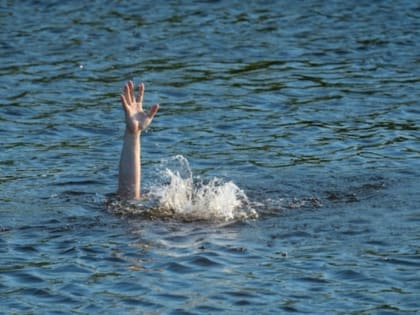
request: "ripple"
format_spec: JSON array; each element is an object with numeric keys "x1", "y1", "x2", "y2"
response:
[
  {"x1": 7, "y1": 271, "x2": 45, "y2": 285},
  {"x1": 333, "y1": 270, "x2": 369, "y2": 282},
  {"x1": 1, "y1": 0, "x2": 419, "y2": 314},
  {"x1": 189, "y1": 255, "x2": 221, "y2": 268},
  {"x1": 163, "y1": 262, "x2": 193, "y2": 274}
]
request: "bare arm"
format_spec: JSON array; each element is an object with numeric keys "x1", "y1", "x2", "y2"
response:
[{"x1": 118, "y1": 81, "x2": 159, "y2": 200}]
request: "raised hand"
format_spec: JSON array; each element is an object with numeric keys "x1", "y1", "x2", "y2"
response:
[
  {"x1": 118, "y1": 81, "x2": 160, "y2": 199},
  {"x1": 120, "y1": 81, "x2": 159, "y2": 133}
]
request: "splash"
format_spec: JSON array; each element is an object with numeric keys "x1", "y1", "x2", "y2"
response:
[
  {"x1": 148, "y1": 156, "x2": 258, "y2": 221},
  {"x1": 105, "y1": 156, "x2": 325, "y2": 221}
]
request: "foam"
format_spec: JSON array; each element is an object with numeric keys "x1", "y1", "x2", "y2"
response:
[{"x1": 148, "y1": 155, "x2": 258, "y2": 221}]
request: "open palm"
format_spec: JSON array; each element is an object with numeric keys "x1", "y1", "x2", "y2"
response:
[{"x1": 120, "y1": 81, "x2": 159, "y2": 133}]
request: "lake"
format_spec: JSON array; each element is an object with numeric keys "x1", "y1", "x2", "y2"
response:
[{"x1": 1, "y1": 1, "x2": 419, "y2": 314}]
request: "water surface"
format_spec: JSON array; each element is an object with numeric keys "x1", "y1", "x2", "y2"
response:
[{"x1": 1, "y1": 1, "x2": 419, "y2": 314}]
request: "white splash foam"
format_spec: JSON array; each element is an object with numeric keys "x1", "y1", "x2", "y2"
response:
[{"x1": 149, "y1": 155, "x2": 257, "y2": 221}]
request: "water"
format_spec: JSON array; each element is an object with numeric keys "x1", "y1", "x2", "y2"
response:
[{"x1": 1, "y1": 0, "x2": 419, "y2": 313}]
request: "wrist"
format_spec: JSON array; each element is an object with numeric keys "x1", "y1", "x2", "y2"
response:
[{"x1": 124, "y1": 128, "x2": 141, "y2": 140}]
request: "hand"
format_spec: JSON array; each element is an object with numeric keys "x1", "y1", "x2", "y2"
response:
[{"x1": 120, "y1": 81, "x2": 159, "y2": 133}]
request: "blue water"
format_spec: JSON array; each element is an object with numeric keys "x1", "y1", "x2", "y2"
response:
[{"x1": 1, "y1": 1, "x2": 420, "y2": 314}]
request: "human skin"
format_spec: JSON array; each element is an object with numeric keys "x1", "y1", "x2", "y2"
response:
[{"x1": 118, "y1": 81, "x2": 159, "y2": 200}]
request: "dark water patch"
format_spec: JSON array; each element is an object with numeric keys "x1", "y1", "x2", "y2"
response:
[
  {"x1": 7, "y1": 271, "x2": 45, "y2": 285},
  {"x1": 220, "y1": 244, "x2": 248, "y2": 254},
  {"x1": 12, "y1": 243, "x2": 38, "y2": 253},
  {"x1": 223, "y1": 289, "x2": 262, "y2": 304},
  {"x1": 297, "y1": 276, "x2": 330, "y2": 285},
  {"x1": 154, "y1": 293, "x2": 189, "y2": 303},
  {"x1": 333, "y1": 269, "x2": 369, "y2": 282},
  {"x1": 189, "y1": 255, "x2": 220, "y2": 268},
  {"x1": 379, "y1": 257, "x2": 420, "y2": 268},
  {"x1": 88, "y1": 272, "x2": 121, "y2": 282},
  {"x1": 163, "y1": 262, "x2": 194, "y2": 274},
  {"x1": 364, "y1": 239, "x2": 391, "y2": 247}
]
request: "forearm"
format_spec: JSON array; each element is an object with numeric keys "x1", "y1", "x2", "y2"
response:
[
  {"x1": 118, "y1": 129, "x2": 141, "y2": 200},
  {"x1": 117, "y1": 80, "x2": 159, "y2": 199}
]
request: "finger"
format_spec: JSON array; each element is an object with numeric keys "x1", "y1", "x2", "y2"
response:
[
  {"x1": 148, "y1": 104, "x2": 160, "y2": 119},
  {"x1": 124, "y1": 83, "x2": 132, "y2": 105},
  {"x1": 120, "y1": 95, "x2": 129, "y2": 113},
  {"x1": 137, "y1": 83, "x2": 144, "y2": 110},
  {"x1": 128, "y1": 80, "x2": 135, "y2": 104}
]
